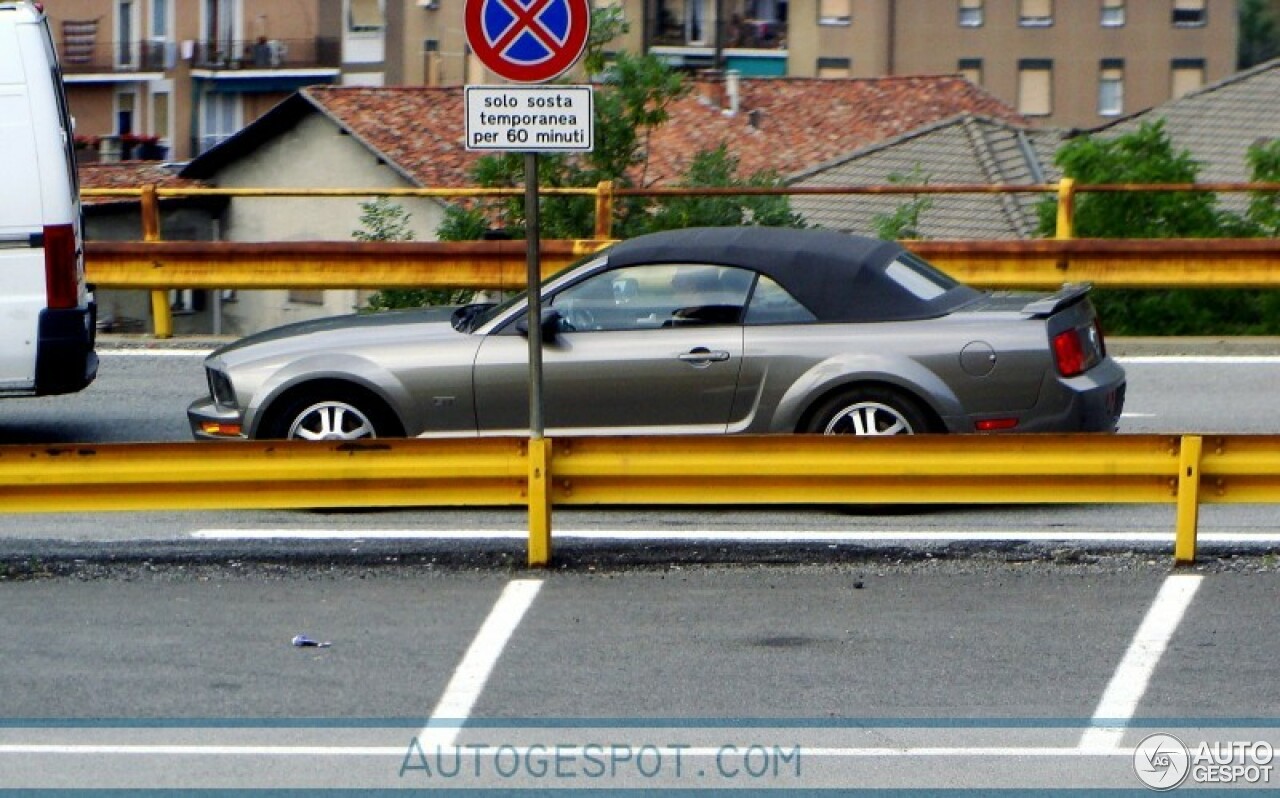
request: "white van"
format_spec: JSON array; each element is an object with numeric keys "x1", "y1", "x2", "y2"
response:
[{"x1": 0, "y1": 1, "x2": 96, "y2": 397}]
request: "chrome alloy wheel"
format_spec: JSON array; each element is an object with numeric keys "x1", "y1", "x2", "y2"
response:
[
  {"x1": 822, "y1": 401, "x2": 915, "y2": 435},
  {"x1": 286, "y1": 400, "x2": 377, "y2": 440}
]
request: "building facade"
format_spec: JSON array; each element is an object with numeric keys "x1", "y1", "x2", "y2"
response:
[
  {"x1": 47, "y1": 0, "x2": 401, "y2": 161},
  {"x1": 388, "y1": 0, "x2": 1236, "y2": 129}
]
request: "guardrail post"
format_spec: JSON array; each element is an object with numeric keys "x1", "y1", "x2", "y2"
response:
[
  {"x1": 1055, "y1": 178, "x2": 1075, "y2": 240},
  {"x1": 594, "y1": 180, "x2": 614, "y2": 240},
  {"x1": 140, "y1": 184, "x2": 173, "y2": 339},
  {"x1": 527, "y1": 437, "x2": 553, "y2": 567},
  {"x1": 1175, "y1": 435, "x2": 1203, "y2": 566}
]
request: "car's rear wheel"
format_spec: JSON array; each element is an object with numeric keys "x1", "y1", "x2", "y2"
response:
[
  {"x1": 262, "y1": 386, "x2": 403, "y2": 440},
  {"x1": 805, "y1": 386, "x2": 933, "y2": 436}
]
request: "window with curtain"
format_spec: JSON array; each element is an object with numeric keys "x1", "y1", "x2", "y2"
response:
[
  {"x1": 1019, "y1": 0, "x2": 1052, "y2": 26},
  {"x1": 819, "y1": 0, "x2": 851, "y2": 25},
  {"x1": 958, "y1": 0, "x2": 983, "y2": 27},
  {"x1": 349, "y1": 0, "x2": 385, "y2": 32},
  {"x1": 1172, "y1": 0, "x2": 1206, "y2": 27},
  {"x1": 1171, "y1": 58, "x2": 1205, "y2": 98},
  {"x1": 1018, "y1": 60, "x2": 1052, "y2": 116},
  {"x1": 1100, "y1": 0, "x2": 1124, "y2": 27},
  {"x1": 817, "y1": 56, "x2": 851, "y2": 77},
  {"x1": 1097, "y1": 61, "x2": 1123, "y2": 115},
  {"x1": 958, "y1": 58, "x2": 982, "y2": 86}
]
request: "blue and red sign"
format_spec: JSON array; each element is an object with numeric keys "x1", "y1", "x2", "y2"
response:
[{"x1": 464, "y1": 0, "x2": 590, "y2": 84}]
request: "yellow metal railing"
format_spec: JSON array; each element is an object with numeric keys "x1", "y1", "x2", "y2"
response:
[
  {"x1": 83, "y1": 179, "x2": 1280, "y2": 337},
  {"x1": 4, "y1": 434, "x2": 1277, "y2": 567}
]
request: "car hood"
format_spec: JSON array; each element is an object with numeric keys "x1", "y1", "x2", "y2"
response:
[{"x1": 211, "y1": 307, "x2": 463, "y2": 361}]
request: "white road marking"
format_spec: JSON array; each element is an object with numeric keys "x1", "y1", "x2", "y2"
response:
[
  {"x1": 1117, "y1": 356, "x2": 1280, "y2": 365},
  {"x1": 417, "y1": 579, "x2": 543, "y2": 749},
  {"x1": 1079, "y1": 574, "x2": 1203, "y2": 750},
  {"x1": 0, "y1": 743, "x2": 1129, "y2": 757},
  {"x1": 190, "y1": 528, "x2": 1280, "y2": 545},
  {"x1": 99, "y1": 349, "x2": 213, "y2": 357}
]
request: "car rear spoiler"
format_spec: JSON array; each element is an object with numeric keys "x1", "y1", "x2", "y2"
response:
[{"x1": 1021, "y1": 283, "x2": 1093, "y2": 318}]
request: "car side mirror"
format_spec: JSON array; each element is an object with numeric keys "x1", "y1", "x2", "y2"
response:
[{"x1": 516, "y1": 307, "x2": 563, "y2": 341}]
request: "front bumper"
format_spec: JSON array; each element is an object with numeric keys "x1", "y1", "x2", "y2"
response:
[{"x1": 188, "y1": 397, "x2": 249, "y2": 440}]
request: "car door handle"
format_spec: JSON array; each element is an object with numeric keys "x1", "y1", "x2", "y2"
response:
[{"x1": 678, "y1": 348, "x2": 731, "y2": 364}]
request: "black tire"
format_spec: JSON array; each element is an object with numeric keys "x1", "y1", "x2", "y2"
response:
[
  {"x1": 260, "y1": 385, "x2": 403, "y2": 440},
  {"x1": 803, "y1": 386, "x2": 934, "y2": 436}
]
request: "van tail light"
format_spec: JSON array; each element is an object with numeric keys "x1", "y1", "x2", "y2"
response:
[
  {"x1": 1052, "y1": 328, "x2": 1087, "y2": 377},
  {"x1": 43, "y1": 224, "x2": 79, "y2": 309}
]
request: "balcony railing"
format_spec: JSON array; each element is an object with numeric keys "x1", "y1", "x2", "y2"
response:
[
  {"x1": 190, "y1": 37, "x2": 342, "y2": 71},
  {"x1": 650, "y1": 18, "x2": 787, "y2": 50},
  {"x1": 58, "y1": 37, "x2": 342, "y2": 74},
  {"x1": 60, "y1": 39, "x2": 175, "y2": 74}
]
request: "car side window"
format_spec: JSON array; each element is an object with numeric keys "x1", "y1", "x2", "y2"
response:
[
  {"x1": 550, "y1": 264, "x2": 755, "y2": 331},
  {"x1": 744, "y1": 276, "x2": 817, "y2": 325}
]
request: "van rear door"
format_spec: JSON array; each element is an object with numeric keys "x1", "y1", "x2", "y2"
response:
[{"x1": 0, "y1": 15, "x2": 46, "y2": 390}]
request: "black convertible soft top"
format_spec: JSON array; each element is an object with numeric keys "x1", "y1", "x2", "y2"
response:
[{"x1": 603, "y1": 226, "x2": 981, "y2": 323}]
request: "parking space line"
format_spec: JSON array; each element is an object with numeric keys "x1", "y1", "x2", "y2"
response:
[
  {"x1": 417, "y1": 578, "x2": 543, "y2": 748},
  {"x1": 1079, "y1": 574, "x2": 1203, "y2": 751}
]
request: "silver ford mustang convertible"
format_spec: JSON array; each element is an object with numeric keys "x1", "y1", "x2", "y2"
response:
[{"x1": 188, "y1": 226, "x2": 1125, "y2": 440}]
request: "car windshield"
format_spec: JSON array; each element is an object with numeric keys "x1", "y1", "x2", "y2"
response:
[{"x1": 457, "y1": 249, "x2": 612, "y2": 332}]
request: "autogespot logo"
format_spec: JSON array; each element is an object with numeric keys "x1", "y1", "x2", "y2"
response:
[{"x1": 1134, "y1": 733, "x2": 1190, "y2": 791}]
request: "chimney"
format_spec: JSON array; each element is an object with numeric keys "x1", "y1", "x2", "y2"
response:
[
  {"x1": 724, "y1": 69, "x2": 741, "y2": 116},
  {"x1": 696, "y1": 68, "x2": 725, "y2": 109}
]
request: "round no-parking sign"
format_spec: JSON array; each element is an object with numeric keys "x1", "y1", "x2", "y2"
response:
[{"x1": 464, "y1": 0, "x2": 591, "y2": 83}]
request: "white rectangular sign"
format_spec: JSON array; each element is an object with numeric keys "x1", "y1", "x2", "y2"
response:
[{"x1": 465, "y1": 85, "x2": 594, "y2": 153}]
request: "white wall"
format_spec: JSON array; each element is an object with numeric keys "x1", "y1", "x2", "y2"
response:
[{"x1": 211, "y1": 112, "x2": 447, "y2": 334}]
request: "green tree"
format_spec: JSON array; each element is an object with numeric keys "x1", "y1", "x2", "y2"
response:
[
  {"x1": 1037, "y1": 120, "x2": 1224, "y2": 238},
  {"x1": 638, "y1": 144, "x2": 805, "y2": 234},
  {"x1": 1239, "y1": 0, "x2": 1280, "y2": 69},
  {"x1": 446, "y1": 9, "x2": 802, "y2": 240},
  {"x1": 354, "y1": 197, "x2": 473, "y2": 311},
  {"x1": 871, "y1": 165, "x2": 933, "y2": 240},
  {"x1": 1246, "y1": 138, "x2": 1280, "y2": 236},
  {"x1": 1037, "y1": 120, "x2": 1280, "y2": 335}
]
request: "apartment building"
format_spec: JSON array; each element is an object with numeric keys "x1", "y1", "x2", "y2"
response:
[
  {"x1": 48, "y1": 0, "x2": 398, "y2": 161},
  {"x1": 387, "y1": 0, "x2": 1236, "y2": 129}
]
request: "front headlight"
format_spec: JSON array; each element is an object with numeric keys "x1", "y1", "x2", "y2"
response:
[{"x1": 207, "y1": 367, "x2": 237, "y2": 407}]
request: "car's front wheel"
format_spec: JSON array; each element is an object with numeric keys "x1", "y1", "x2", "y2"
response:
[
  {"x1": 805, "y1": 386, "x2": 933, "y2": 436},
  {"x1": 262, "y1": 386, "x2": 403, "y2": 440}
]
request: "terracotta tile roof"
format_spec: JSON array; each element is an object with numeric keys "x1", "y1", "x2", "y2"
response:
[
  {"x1": 297, "y1": 75, "x2": 1023, "y2": 188},
  {"x1": 644, "y1": 75, "x2": 1026, "y2": 186},
  {"x1": 303, "y1": 85, "x2": 482, "y2": 188},
  {"x1": 78, "y1": 161, "x2": 206, "y2": 206}
]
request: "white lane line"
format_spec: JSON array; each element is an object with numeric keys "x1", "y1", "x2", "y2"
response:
[
  {"x1": 418, "y1": 579, "x2": 543, "y2": 749},
  {"x1": 99, "y1": 349, "x2": 213, "y2": 357},
  {"x1": 190, "y1": 529, "x2": 1280, "y2": 545},
  {"x1": 0, "y1": 744, "x2": 1129, "y2": 757},
  {"x1": 1117, "y1": 356, "x2": 1280, "y2": 365},
  {"x1": 1079, "y1": 574, "x2": 1203, "y2": 751}
]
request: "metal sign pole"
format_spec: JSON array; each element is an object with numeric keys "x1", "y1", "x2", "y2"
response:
[{"x1": 524, "y1": 151, "x2": 544, "y2": 439}]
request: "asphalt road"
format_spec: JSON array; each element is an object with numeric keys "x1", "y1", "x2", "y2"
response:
[{"x1": 1, "y1": 342, "x2": 1278, "y2": 792}]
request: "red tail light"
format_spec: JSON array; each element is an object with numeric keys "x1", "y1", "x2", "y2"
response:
[
  {"x1": 43, "y1": 224, "x2": 79, "y2": 309},
  {"x1": 1052, "y1": 328, "x2": 1086, "y2": 377}
]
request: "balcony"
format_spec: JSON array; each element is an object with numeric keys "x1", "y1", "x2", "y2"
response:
[
  {"x1": 190, "y1": 38, "x2": 342, "y2": 72},
  {"x1": 58, "y1": 35, "x2": 343, "y2": 76},
  {"x1": 59, "y1": 38, "x2": 173, "y2": 76},
  {"x1": 647, "y1": 0, "x2": 787, "y2": 76}
]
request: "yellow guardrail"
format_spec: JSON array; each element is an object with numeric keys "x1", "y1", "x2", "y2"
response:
[
  {"x1": 81, "y1": 179, "x2": 1280, "y2": 337},
  {"x1": 6, "y1": 434, "x2": 1277, "y2": 567}
]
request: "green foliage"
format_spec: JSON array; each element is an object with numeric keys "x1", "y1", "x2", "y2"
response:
[
  {"x1": 1036, "y1": 120, "x2": 1224, "y2": 238},
  {"x1": 871, "y1": 165, "x2": 933, "y2": 240},
  {"x1": 354, "y1": 197, "x2": 473, "y2": 311},
  {"x1": 637, "y1": 145, "x2": 805, "y2": 234},
  {"x1": 451, "y1": 10, "x2": 803, "y2": 240},
  {"x1": 1246, "y1": 138, "x2": 1280, "y2": 236},
  {"x1": 1239, "y1": 0, "x2": 1280, "y2": 69},
  {"x1": 1038, "y1": 120, "x2": 1280, "y2": 335}
]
